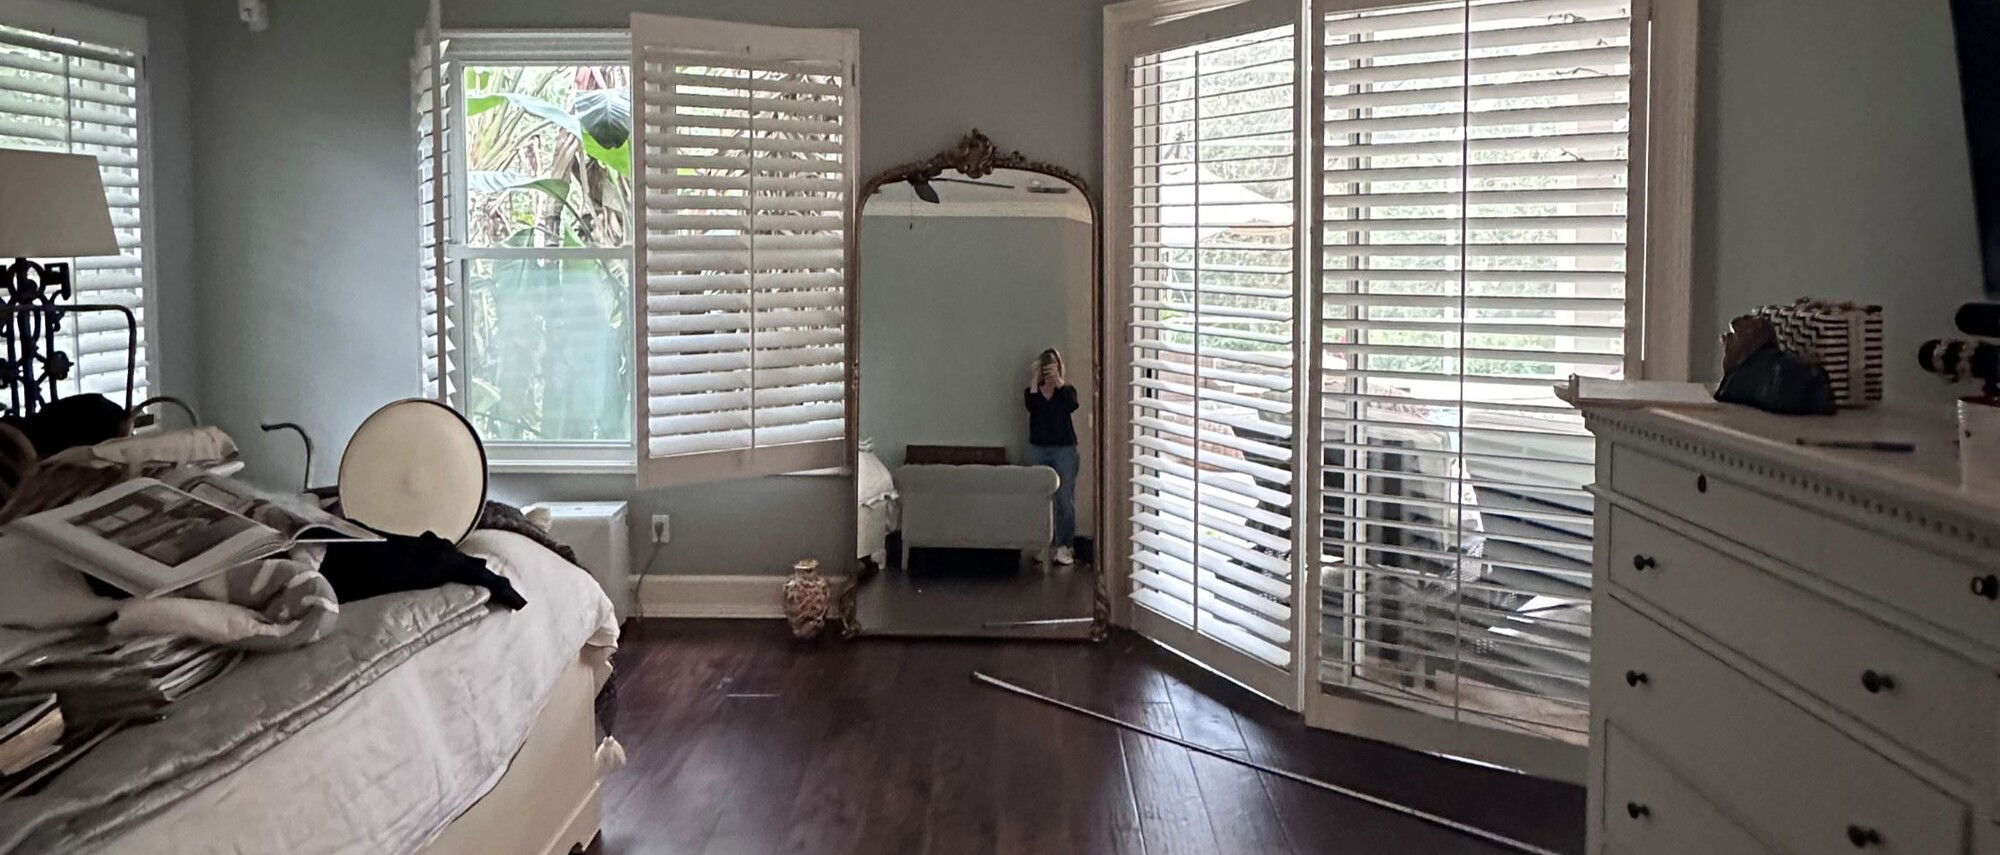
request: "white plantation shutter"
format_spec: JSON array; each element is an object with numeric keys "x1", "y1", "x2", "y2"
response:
[
  {"x1": 1313, "y1": 0, "x2": 1630, "y2": 750},
  {"x1": 631, "y1": 14, "x2": 857, "y2": 487},
  {"x1": 413, "y1": 4, "x2": 456, "y2": 401},
  {"x1": 1118, "y1": 0, "x2": 1304, "y2": 704},
  {"x1": 0, "y1": 6, "x2": 149, "y2": 403}
]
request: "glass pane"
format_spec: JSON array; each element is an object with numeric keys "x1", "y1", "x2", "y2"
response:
[
  {"x1": 1315, "y1": 0, "x2": 1628, "y2": 748},
  {"x1": 465, "y1": 257, "x2": 633, "y2": 442},
  {"x1": 462, "y1": 65, "x2": 633, "y2": 249},
  {"x1": 1128, "y1": 23, "x2": 1300, "y2": 672},
  {"x1": 0, "y1": 28, "x2": 149, "y2": 404}
]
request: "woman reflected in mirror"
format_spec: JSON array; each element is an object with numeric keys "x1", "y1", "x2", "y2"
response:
[{"x1": 1024, "y1": 348, "x2": 1079, "y2": 566}]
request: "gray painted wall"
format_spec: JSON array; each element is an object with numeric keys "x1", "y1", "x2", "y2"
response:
[
  {"x1": 168, "y1": 0, "x2": 1993, "y2": 576},
  {"x1": 180, "y1": 0, "x2": 1117, "y2": 577},
  {"x1": 1692, "y1": 0, "x2": 1983, "y2": 402},
  {"x1": 859, "y1": 214, "x2": 1096, "y2": 534}
]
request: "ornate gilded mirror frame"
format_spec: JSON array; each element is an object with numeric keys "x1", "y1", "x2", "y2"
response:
[{"x1": 837, "y1": 129, "x2": 1109, "y2": 641}]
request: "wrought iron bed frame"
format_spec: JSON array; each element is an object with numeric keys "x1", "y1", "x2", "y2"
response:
[{"x1": 1, "y1": 301, "x2": 138, "y2": 419}]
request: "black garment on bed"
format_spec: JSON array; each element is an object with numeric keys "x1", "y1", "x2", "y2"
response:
[
  {"x1": 0, "y1": 393, "x2": 129, "y2": 457},
  {"x1": 318, "y1": 530, "x2": 527, "y2": 609}
]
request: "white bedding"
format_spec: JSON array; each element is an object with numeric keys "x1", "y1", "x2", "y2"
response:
[
  {"x1": 857, "y1": 448, "x2": 899, "y2": 565},
  {"x1": 101, "y1": 530, "x2": 619, "y2": 855},
  {"x1": 858, "y1": 497, "x2": 898, "y2": 566}
]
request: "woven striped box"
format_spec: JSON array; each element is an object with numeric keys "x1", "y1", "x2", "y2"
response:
[{"x1": 1754, "y1": 298, "x2": 1884, "y2": 408}]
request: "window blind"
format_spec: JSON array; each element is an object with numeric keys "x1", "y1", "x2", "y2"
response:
[
  {"x1": 1127, "y1": 21, "x2": 1302, "y2": 683},
  {"x1": 631, "y1": 14, "x2": 856, "y2": 487},
  {"x1": 1315, "y1": 0, "x2": 1630, "y2": 744},
  {"x1": 0, "y1": 15, "x2": 148, "y2": 402},
  {"x1": 413, "y1": 6, "x2": 455, "y2": 401}
]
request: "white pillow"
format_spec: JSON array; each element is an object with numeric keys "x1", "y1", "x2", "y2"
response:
[
  {"x1": 857, "y1": 450, "x2": 896, "y2": 506},
  {"x1": 90, "y1": 426, "x2": 238, "y2": 471}
]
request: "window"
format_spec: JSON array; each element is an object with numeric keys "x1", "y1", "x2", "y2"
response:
[
  {"x1": 0, "y1": 0, "x2": 152, "y2": 404},
  {"x1": 415, "y1": 28, "x2": 634, "y2": 471},
  {"x1": 1124, "y1": 14, "x2": 1304, "y2": 704},
  {"x1": 1109, "y1": 0, "x2": 1645, "y2": 774},
  {"x1": 416, "y1": 16, "x2": 858, "y2": 480},
  {"x1": 1315, "y1": 0, "x2": 1632, "y2": 750},
  {"x1": 630, "y1": 15, "x2": 858, "y2": 487}
]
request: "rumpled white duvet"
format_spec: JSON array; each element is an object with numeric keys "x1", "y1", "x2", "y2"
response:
[{"x1": 98, "y1": 530, "x2": 620, "y2": 855}]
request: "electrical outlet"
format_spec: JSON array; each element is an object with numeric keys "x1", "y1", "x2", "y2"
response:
[{"x1": 650, "y1": 514, "x2": 671, "y2": 543}]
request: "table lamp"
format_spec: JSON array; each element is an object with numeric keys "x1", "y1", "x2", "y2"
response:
[
  {"x1": 0, "y1": 149, "x2": 121, "y2": 414},
  {"x1": 0, "y1": 148, "x2": 120, "y2": 301}
]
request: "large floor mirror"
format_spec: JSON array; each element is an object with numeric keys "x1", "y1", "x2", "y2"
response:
[{"x1": 842, "y1": 131, "x2": 1106, "y2": 639}]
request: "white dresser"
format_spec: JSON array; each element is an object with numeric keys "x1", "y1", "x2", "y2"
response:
[{"x1": 1582, "y1": 403, "x2": 2000, "y2": 855}]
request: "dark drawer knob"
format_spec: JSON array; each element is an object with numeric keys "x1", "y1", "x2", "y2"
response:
[
  {"x1": 1974, "y1": 575, "x2": 1999, "y2": 600},
  {"x1": 1846, "y1": 824, "x2": 1881, "y2": 847},
  {"x1": 1860, "y1": 670, "x2": 1895, "y2": 694},
  {"x1": 1695, "y1": 474, "x2": 1708, "y2": 493},
  {"x1": 1632, "y1": 554, "x2": 1657, "y2": 572},
  {"x1": 1624, "y1": 670, "x2": 1648, "y2": 687},
  {"x1": 1626, "y1": 802, "x2": 1650, "y2": 820}
]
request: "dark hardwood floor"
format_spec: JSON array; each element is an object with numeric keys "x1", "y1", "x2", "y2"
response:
[
  {"x1": 854, "y1": 547, "x2": 1098, "y2": 639},
  {"x1": 600, "y1": 619, "x2": 1584, "y2": 855}
]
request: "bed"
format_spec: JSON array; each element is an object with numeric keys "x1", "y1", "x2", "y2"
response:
[
  {"x1": 0, "y1": 307, "x2": 618, "y2": 853},
  {"x1": 2, "y1": 530, "x2": 619, "y2": 855},
  {"x1": 125, "y1": 530, "x2": 617, "y2": 854}
]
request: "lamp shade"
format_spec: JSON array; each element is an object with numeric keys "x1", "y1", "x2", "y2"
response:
[{"x1": 0, "y1": 149, "x2": 119, "y2": 258}]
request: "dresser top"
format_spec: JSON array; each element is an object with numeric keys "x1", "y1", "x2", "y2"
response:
[{"x1": 1583, "y1": 402, "x2": 2000, "y2": 524}]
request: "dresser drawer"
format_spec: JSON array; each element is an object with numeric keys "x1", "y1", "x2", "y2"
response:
[
  {"x1": 1812, "y1": 522, "x2": 2000, "y2": 651},
  {"x1": 1607, "y1": 506, "x2": 1993, "y2": 780},
  {"x1": 1608, "y1": 443, "x2": 2000, "y2": 648},
  {"x1": 1598, "y1": 598, "x2": 1969, "y2": 854},
  {"x1": 1607, "y1": 444, "x2": 1823, "y2": 569},
  {"x1": 1602, "y1": 724, "x2": 1769, "y2": 854}
]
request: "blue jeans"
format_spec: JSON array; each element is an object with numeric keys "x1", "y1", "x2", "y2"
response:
[{"x1": 1027, "y1": 444, "x2": 1078, "y2": 549}]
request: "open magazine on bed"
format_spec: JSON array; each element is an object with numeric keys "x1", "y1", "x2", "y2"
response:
[{"x1": 6, "y1": 468, "x2": 378, "y2": 597}]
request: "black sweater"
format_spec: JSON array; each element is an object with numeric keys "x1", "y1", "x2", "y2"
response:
[{"x1": 1024, "y1": 385, "x2": 1079, "y2": 447}]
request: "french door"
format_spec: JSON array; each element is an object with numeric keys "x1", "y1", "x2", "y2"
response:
[
  {"x1": 1108, "y1": 0, "x2": 1640, "y2": 779},
  {"x1": 1306, "y1": 0, "x2": 1633, "y2": 781},
  {"x1": 1108, "y1": 0, "x2": 1308, "y2": 706}
]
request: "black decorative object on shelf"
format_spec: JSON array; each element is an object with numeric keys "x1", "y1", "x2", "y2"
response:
[{"x1": 1715, "y1": 315, "x2": 1838, "y2": 416}]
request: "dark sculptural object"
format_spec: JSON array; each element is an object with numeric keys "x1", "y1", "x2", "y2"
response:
[{"x1": 1715, "y1": 315, "x2": 1837, "y2": 415}]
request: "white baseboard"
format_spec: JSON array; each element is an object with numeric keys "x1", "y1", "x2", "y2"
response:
[{"x1": 636, "y1": 573, "x2": 845, "y2": 619}]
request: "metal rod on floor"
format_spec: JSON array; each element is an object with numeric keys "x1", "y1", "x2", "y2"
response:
[
  {"x1": 970, "y1": 671, "x2": 1564, "y2": 855},
  {"x1": 980, "y1": 617, "x2": 1096, "y2": 629}
]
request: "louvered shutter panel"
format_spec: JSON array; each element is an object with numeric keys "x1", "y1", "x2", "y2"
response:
[
  {"x1": 1315, "y1": 0, "x2": 1630, "y2": 744},
  {"x1": 0, "y1": 20, "x2": 148, "y2": 401},
  {"x1": 631, "y1": 14, "x2": 857, "y2": 487},
  {"x1": 413, "y1": 4, "x2": 455, "y2": 401},
  {"x1": 1122, "y1": 6, "x2": 1303, "y2": 700}
]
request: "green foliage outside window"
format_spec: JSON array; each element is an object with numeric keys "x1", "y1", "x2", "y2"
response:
[{"x1": 460, "y1": 65, "x2": 635, "y2": 443}]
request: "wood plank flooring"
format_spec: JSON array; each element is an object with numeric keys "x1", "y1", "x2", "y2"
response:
[{"x1": 600, "y1": 619, "x2": 1584, "y2": 855}]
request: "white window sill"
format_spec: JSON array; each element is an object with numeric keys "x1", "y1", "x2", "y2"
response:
[
  {"x1": 484, "y1": 451, "x2": 845, "y2": 478},
  {"x1": 484, "y1": 443, "x2": 637, "y2": 476},
  {"x1": 488, "y1": 458, "x2": 638, "y2": 476}
]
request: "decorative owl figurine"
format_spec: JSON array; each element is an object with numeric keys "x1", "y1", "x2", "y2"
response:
[{"x1": 782, "y1": 559, "x2": 830, "y2": 639}]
